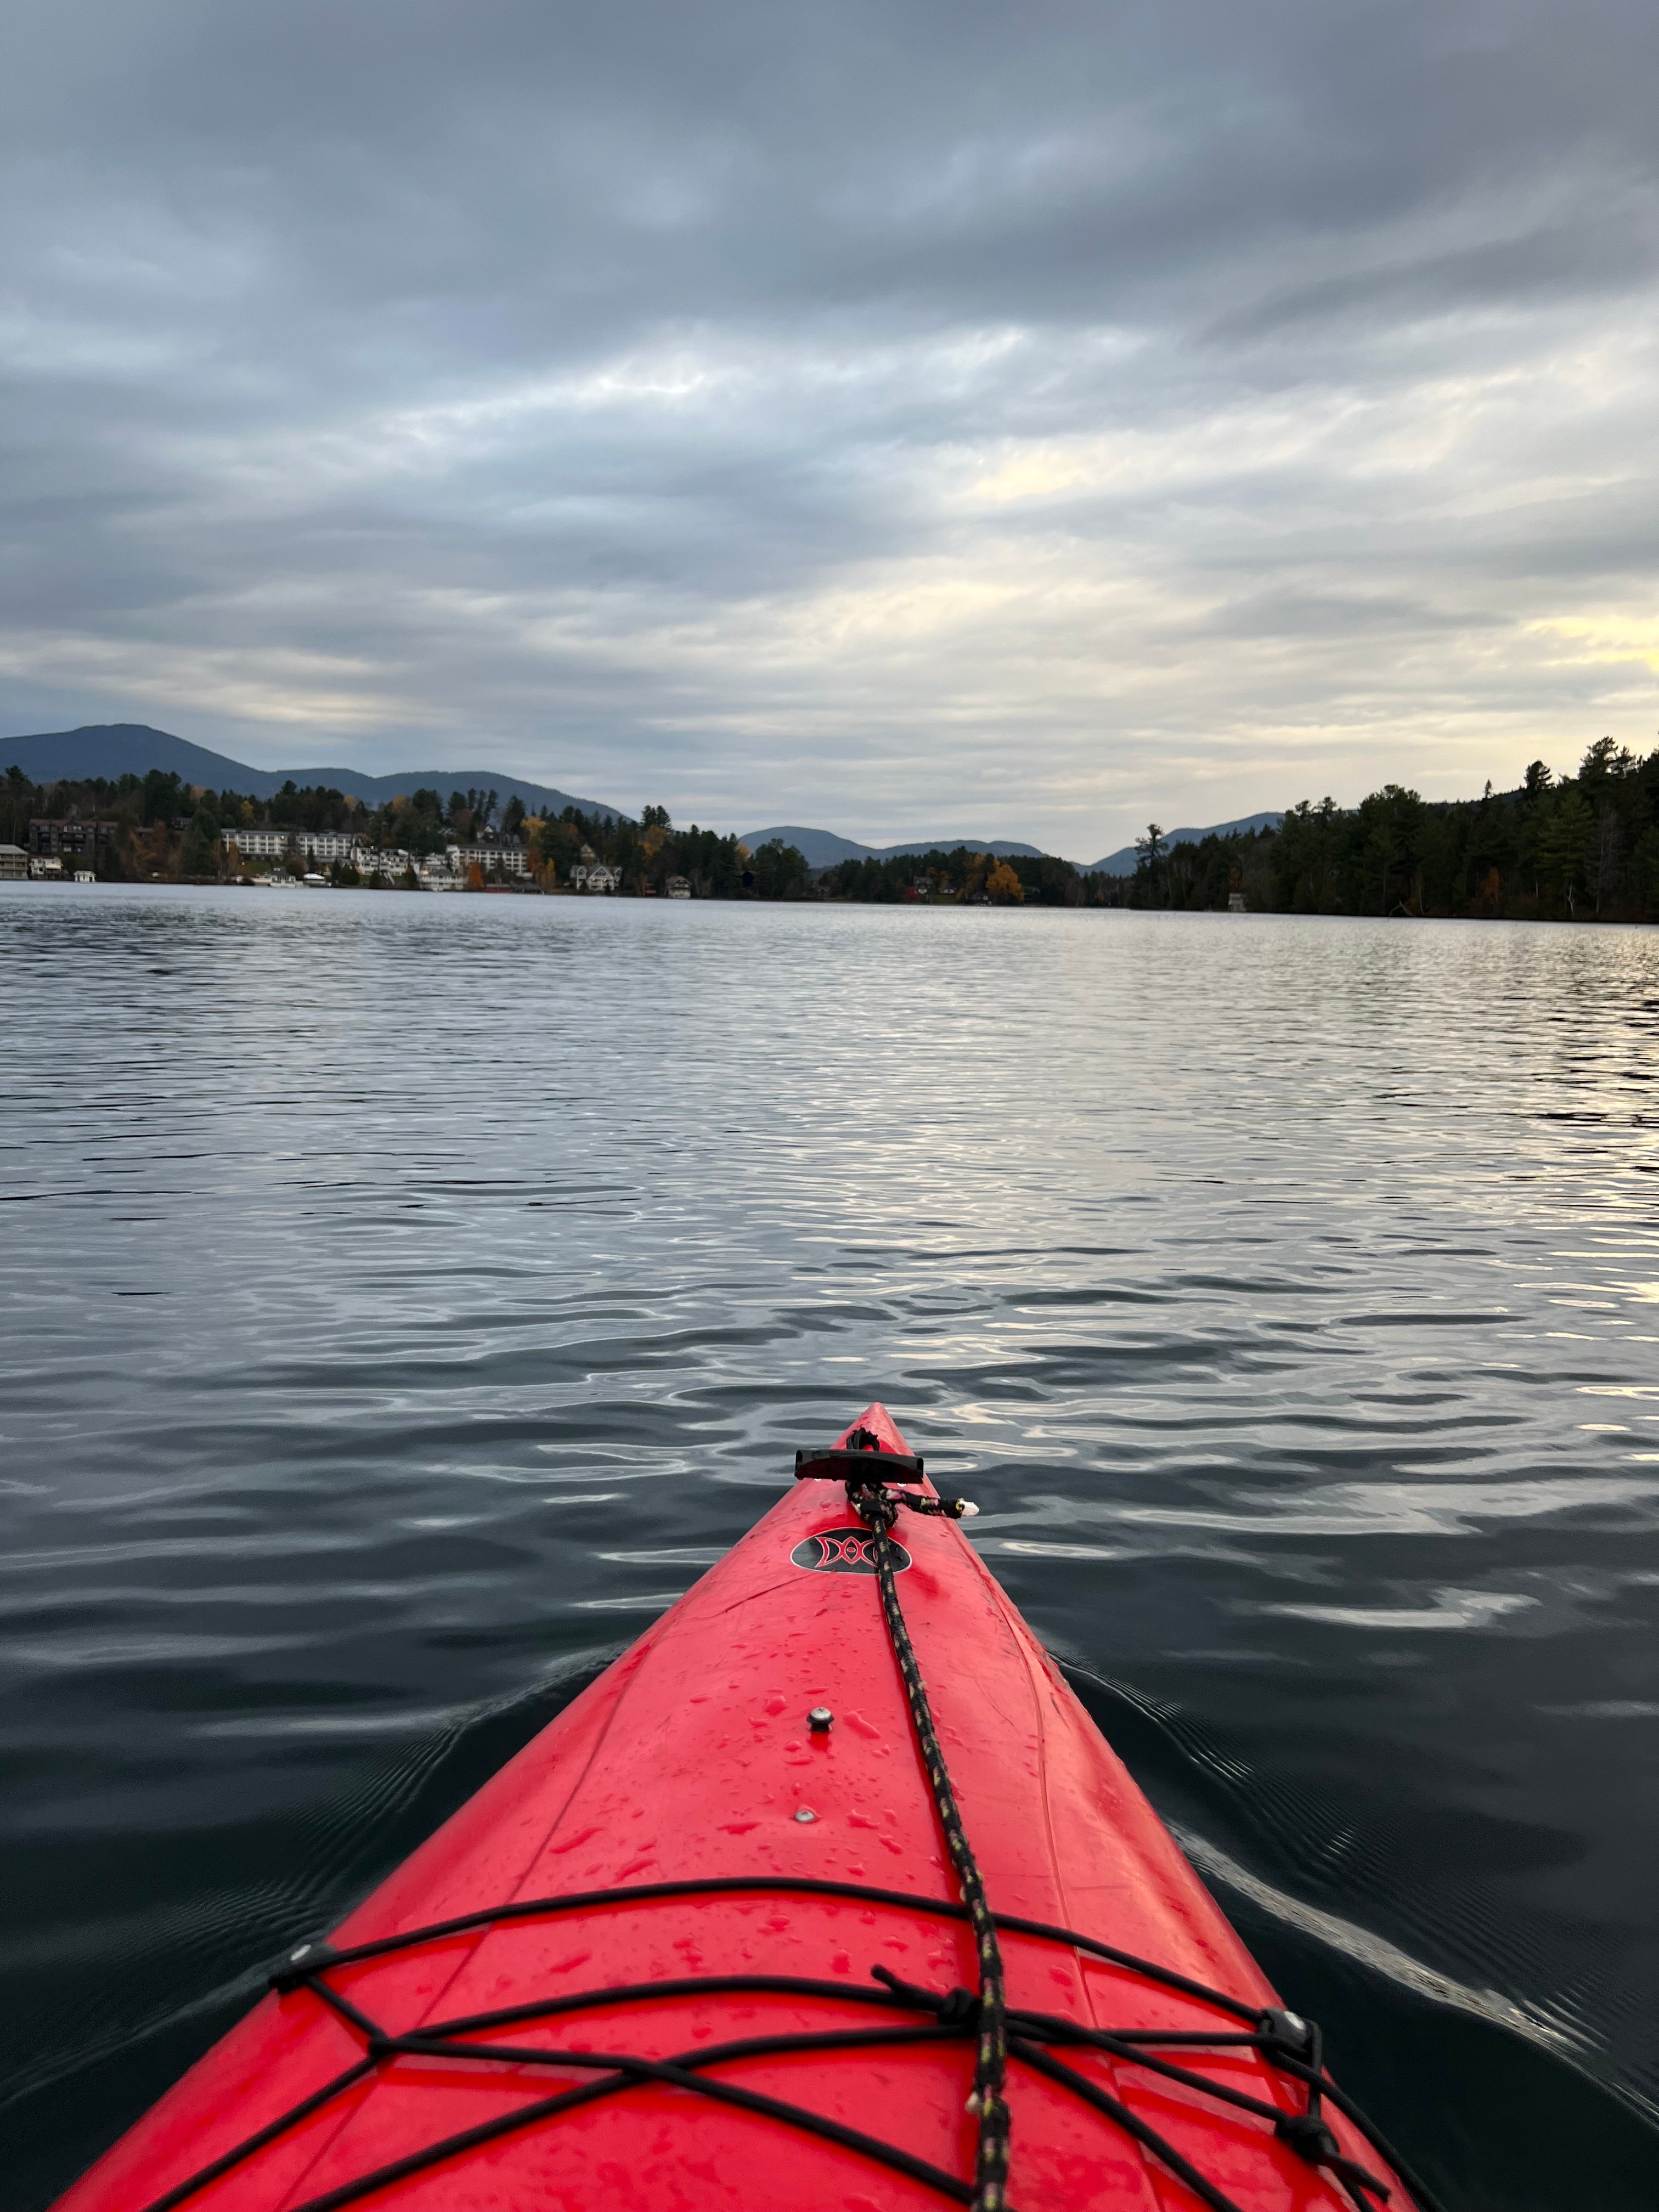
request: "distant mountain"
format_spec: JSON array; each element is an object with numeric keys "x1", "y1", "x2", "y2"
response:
[
  {"x1": 0, "y1": 724, "x2": 622, "y2": 821},
  {"x1": 743, "y1": 825, "x2": 1048, "y2": 868},
  {"x1": 1085, "y1": 811, "x2": 1284, "y2": 875}
]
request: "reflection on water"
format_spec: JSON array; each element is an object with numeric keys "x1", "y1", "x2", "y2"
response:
[{"x1": 3, "y1": 885, "x2": 1658, "y2": 2209}]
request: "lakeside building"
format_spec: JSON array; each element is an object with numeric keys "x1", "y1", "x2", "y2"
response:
[
  {"x1": 0, "y1": 844, "x2": 28, "y2": 881},
  {"x1": 217, "y1": 828, "x2": 529, "y2": 885},
  {"x1": 448, "y1": 843, "x2": 529, "y2": 877},
  {"x1": 219, "y1": 829, "x2": 422, "y2": 877},
  {"x1": 665, "y1": 876, "x2": 691, "y2": 899},
  {"x1": 221, "y1": 828, "x2": 363, "y2": 862},
  {"x1": 29, "y1": 856, "x2": 64, "y2": 879},
  {"x1": 420, "y1": 844, "x2": 530, "y2": 885},
  {"x1": 31, "y1": 819, "x2": 118, "y2": 859}
]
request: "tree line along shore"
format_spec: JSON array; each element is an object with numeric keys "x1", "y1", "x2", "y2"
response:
[
  {"x1": 6, "y1": 737, "x2": 1659, "y2": 919},
  {"x1": 831, "y1": 738, "x2": 1659, "y2": 918},
  {"x1": 1221, "y1": 740, "x2": 1659, "y2": 922},
  {"x1": 2, "y1": 771, "x2": 812, "y2": 898}
]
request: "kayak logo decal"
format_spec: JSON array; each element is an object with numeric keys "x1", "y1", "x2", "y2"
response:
[{"x1": 791, "y1": 1526, "x2": 911, "y2": 1575}]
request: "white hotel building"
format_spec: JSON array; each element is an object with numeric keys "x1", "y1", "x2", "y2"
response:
[
  {"x1": 222, "y1": 828, "x2": 363, "y2": 862},
  {"x1": 222, "y1": 831, "x2": 530, "y2": 880}
]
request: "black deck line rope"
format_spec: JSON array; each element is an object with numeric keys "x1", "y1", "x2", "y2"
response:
[
  {"x1": 131, "y1": 1935, "x2": 1431, "y2": 2212},
  {"x1": 1246, "y1": 2046, "x2": 1447, "y2": 2212},
  {"x1": 396, "y1": 2015, "x2": 1351, "y2": 2212},
  {"x1": 870, "y1": 1970, "x2": 1390, "y2": 2203},
  {"x1": 133, "y1": 2060, "x2": 379, "y2": 2212},
  {"x1": 122, "y1": 1452, "x2": 1453, "y2": 2212},
  {"x1": 424, "y1": 1967, "x2": 966, "y2": 2038},
  {"x1": 848, "y1": 1469, "x2": 1012, "y2": 2212},
  {"x1": 414, "y1": 1970, "x2": 1273, "y2": 2054},
  {"x1": 290, "y1": 1978, "x2": 1394, "y2": 2212},
  {"x1": 286, "y1": 2009, "x2": 1297, "y2": 2212},
  {"x1": 1010, "y1": 2036, "x2": 1255, "y2": 2212},
  {"x1": 129, "y1": 1949, "x2": 1435, "y2": 2212},
  {"x1": 422, "y1": 1959, "x2": 1391, "y2": 2199},
  {"x1": 134, "y1": 1981, "x2": 980, "y2": 2212},
  {"x1": 1020, "y1": 2036, "x2": 1390, "y2": 2205},
  {"x1": 302, "y1": 1973, "x2": 380, "y2": 2041},
  {"x1": 280, "y1": 2001, "x2": 1259, "y2": 2212},
  {"x1": 397, "y1": 2023, "x2": 962, "y2": 2068},
  {"x1": 844, "y1": 1465, "x2": 1419, "y2": 2212},
  {"x1": 399, "y1": 1958, "x2": 1396, "y2": 2209},
  {"x1": 278, "y1": 2015, "x2": 987, "y2": 2212},
  {"x1": 281, "y1": 1870, "x2": 1264, "y2": 2023}
]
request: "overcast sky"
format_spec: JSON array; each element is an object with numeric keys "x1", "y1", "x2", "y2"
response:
[{"x1": 4, "y1": 0, "x2": 1658, "y2": 855}]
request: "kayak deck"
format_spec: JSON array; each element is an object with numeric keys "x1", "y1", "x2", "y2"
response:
[{"x1": 55, "y1": 1408, "x2": 1420, "y2": 2212}]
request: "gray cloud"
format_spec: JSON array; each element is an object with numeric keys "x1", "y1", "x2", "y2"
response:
[{"x1": 3, "y1": 0, "x2": 1659, "y2": 850}]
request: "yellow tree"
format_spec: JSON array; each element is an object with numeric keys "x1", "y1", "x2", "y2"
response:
[{"x1": 986, "y1": 860, "x2": 1024, "y2": 904}]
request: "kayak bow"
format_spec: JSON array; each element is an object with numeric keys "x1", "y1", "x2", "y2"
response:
[{"x1": 53, "y1": 1407, "x2": 1430, "y2": 2212}]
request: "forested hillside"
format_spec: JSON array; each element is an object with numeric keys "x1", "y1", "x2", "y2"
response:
[
  {"x1": 1, "y1": 768, "x2": 810, "y2": 898},
  {"x1": 1110, "y1": 740, "x2": 1659, "y2": 921},
  {"x1": 818, "y1": 847, "x2": 1104, "y2": 904}
]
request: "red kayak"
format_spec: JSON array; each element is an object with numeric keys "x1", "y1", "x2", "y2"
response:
[{"x1": 54, "y1": 1408, "x2": 1432, "y2": 2212}]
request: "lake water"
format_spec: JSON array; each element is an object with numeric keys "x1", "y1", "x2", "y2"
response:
[{"x1": 3, "y1": 883, "x2": 1658, "y2": 2210}]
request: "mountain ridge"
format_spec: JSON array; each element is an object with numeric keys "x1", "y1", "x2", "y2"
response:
[
  {"x1": 741, "y1": 825, "x2": 1047, "y2": 868},
  {"x1": 0, "y1": 724, "x2": 623, "y2": 821}
]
